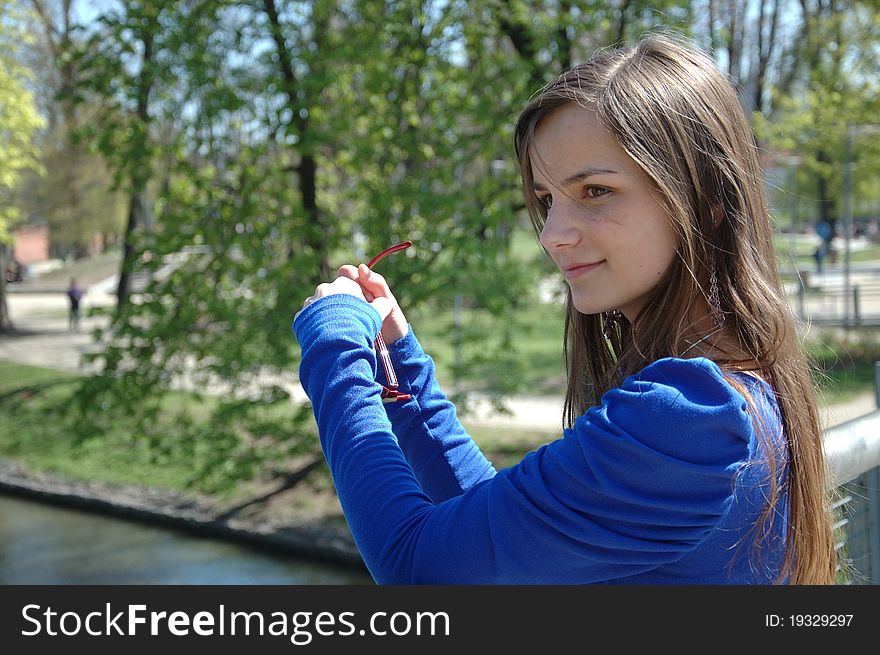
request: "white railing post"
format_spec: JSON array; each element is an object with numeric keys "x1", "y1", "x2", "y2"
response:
[{"x1": 870, "y1": 364, "x2": 880, "y2": 582}]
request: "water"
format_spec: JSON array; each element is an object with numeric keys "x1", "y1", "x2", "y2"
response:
[{"x1": 0, "y1": 494, "x2": 372, "y2": 584}]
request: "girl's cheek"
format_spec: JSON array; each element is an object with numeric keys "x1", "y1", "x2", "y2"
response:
[
  {"x1": 579, "y1": 206, "x2": 605, "y2": 223},
  {"x1": 578, "y1": 202, "x2": 623, "y2": 226}
]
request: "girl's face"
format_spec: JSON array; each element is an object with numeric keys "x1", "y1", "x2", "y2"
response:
[{"x1": 531, "y1": 103, "x2": 678, "y2": 322}]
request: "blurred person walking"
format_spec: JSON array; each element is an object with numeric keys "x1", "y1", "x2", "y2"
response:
[{"x1": 66, "y1": 278, "x2": 84, "y2": 332}]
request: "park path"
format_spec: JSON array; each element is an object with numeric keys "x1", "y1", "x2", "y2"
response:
[
  {"x1": 0, "y1": 291, "x2": 111, "y2": 374},
  {"x1": 1, "y1": 282, "x2": 877, "y2": 433}
]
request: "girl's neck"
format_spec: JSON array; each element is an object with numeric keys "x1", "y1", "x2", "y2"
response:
[{"x1": 678, "y1": 323, "x2": 765, "y2": 378}]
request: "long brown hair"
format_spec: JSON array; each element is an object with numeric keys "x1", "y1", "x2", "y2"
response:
[{"x1": 513, "y1": 34, "x2": 836, "y2": 584}]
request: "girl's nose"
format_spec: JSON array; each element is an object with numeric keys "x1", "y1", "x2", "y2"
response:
[{"x1": 539, "y1": 205, "x2": 582, "y2": 251}]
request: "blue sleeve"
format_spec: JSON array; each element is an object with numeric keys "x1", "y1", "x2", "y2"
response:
[
  {"x1": 376, "y1": 328, "x2": 496, "y2": 502},
  {"x1": 293, "y1": 295, "x2": 752, "y2": 584}
]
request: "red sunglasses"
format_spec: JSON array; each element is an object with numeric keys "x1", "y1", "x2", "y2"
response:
[{"x1": 367, "y1": 241, "x2": 412, "y2": 403}]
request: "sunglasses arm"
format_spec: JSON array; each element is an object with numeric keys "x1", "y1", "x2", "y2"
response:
[{"x1": 367, "y1": 241, "x2": 413, "y2": 404}]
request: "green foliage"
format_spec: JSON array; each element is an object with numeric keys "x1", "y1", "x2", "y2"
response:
[
  {"x1": 754, "y1": 0, "x2": 880, "y2": 227},
  {"x1": 805, "y1": 329, "x2": 880, "y2": 405},
  {"x1": 21, "y1": 118, "x2": 127, "y2": 257},
  {"x1": 10, "y1": 1, "x2": 127, "y2": 258},
  {"x1": 0, "y1": 0, "x2": 45, "y2": 238}
]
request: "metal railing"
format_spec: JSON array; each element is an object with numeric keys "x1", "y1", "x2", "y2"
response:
[
  {"x1": 824, "y1": 363, "x2": 880, "y2": 583},
  {"x1": 789, "y1": 276, "x2": 880, "y2": 328}
]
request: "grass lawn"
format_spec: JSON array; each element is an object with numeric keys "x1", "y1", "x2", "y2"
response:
[
  {"x1": 407, "y1": 300, "x2": 566, "y2": 392},
  {"x1": 0, "y1": 362, "x2": 206, "y2": 493},
  {"x1": 805, "y1": 333, "x2": 880, "y2": 405},
  {"x1": 26, "y1": 248, "x2": 123, "y2": 287},
  {"x1": 774, "y1": 233, "x2": 880, "y2": 270},
  {"x1": 0, "y1": 360, "x2": 561, "y2": 499}
]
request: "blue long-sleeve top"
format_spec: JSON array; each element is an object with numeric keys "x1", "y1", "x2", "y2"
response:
[{"x1": 293, "y1": 294, "x2": 789, "y2": 584}]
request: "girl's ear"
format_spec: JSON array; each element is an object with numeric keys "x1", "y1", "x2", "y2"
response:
[{"x1": 712, "y1": 205, "x2": 724, "y2": 228}]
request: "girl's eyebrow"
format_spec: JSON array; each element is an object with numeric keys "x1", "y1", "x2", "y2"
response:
[{"x1": 533, "y1": 166, "x2": 621, "y2": 191}]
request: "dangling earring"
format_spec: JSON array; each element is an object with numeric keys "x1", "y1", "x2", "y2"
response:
[
  {"x1": 708, "y1": 251, "x2": 725, "y2": 328},
  {"x1": 603, "y1": 309, "x2": 623, "y2": 340}
]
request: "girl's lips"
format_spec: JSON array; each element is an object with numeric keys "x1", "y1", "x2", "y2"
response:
[{"x1": 564, "y1": 261, "x2": 604, "y2": 280}]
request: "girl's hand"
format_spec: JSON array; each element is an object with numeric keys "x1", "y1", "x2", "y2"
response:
[
  {"x1": 296, "y1": 274, "x2": 394, "y2": 324},
  {"x1": 336, "y1": 264, "x2": 410, "y2": 345}
]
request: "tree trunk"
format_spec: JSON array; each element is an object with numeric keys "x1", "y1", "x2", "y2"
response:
[
  {"x1": 497, "y1": 0, "x2": 546, "y2": 92},
  {"x1": 815, "y1": 148, "x2": 838, "y2": 262},
  {"x1": 32, "y1": 0, "x2": 90, "y2": 260},
  {"x1": 753, "y1": 0, "x2": 780, "y2": 115},
  {"x1": 615, "y1": 0, "x2": 633, "y2": 46},
  {"x1": 115, "y1": 191, "x2": 144, "y2": 308},
  {"x1": 0, "y1": 245, "x2": 14, "y2": 333},
  {"x1": 555, "y1": 0, "x2": 573, "y2": 69},
  {"x1": 116, "y1": 23, "x2": 155, "y2": 312},
  {"x1": 263, "y1": 0, "x2": 331, "y2": 281}
]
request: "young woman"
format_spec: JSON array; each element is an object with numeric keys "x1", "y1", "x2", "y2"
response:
[{"x1": 293, "y1": 34, "x2": 837, "y2": 584}]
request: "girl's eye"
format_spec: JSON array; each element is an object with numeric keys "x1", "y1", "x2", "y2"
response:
[
  {"x1": 537, "y1": 194, "x2": 553, "y2": 210},
  {"x1": 584, "y1": 186, "x2": 610, "y2": 199}
]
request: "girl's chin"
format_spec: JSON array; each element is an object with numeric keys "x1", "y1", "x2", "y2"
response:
[{"x1": 570, "y1": 296, "x2": 612, "y2": 317}]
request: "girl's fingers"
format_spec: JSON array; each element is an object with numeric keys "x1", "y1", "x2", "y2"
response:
[
  {"x1": 311, "y1": 265, "x2": 394, "y2": 316},
  {"x1": 358, "y1": 264, "x2": 389, "y2": 293},
  {"x1": 340, "y1": 264, "x2": 376, "y2": 300},
  {"x1": 337, "y1": 264, "x2": 359, "y2": 280}
]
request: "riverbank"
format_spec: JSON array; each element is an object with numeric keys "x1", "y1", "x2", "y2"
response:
[{"x1": 0, "y1": 457, "x2": 367, "y2": 573}]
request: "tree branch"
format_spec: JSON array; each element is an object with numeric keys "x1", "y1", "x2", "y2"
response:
[{"x1": 214, "y1": 456, "x2": 325, "y2": 521}]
